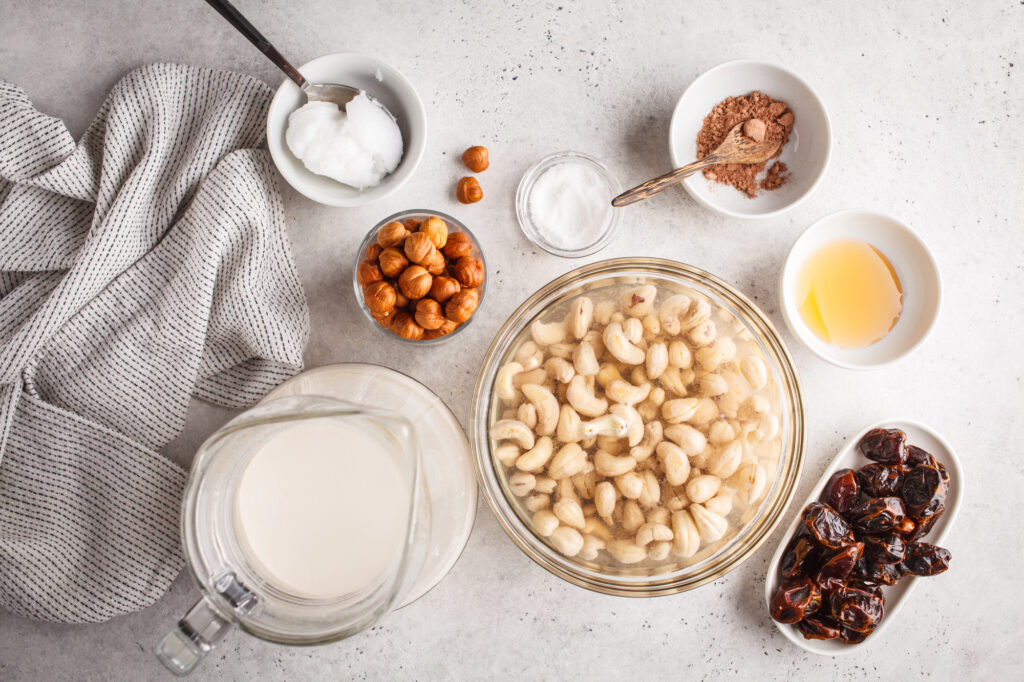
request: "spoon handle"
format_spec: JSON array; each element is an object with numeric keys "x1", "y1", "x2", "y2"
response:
[
  {"x1": 612, "y1": 156, "x2": 722, "y2": 207},
  {"x1": 205, "y1": 0, "x2": 309, "y2": 89}
]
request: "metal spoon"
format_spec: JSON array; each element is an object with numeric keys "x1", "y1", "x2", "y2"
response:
[
  {"x1": 611, "y1": 122, "x2": 781, "y2": 207},
  {"x1": 206, "y1": 0, "x2": 369, "y2": 112}
]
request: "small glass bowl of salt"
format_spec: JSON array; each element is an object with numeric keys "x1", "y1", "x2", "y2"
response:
[{"x1": 515, "y1": 151, "x2": 621, "y2": 258}]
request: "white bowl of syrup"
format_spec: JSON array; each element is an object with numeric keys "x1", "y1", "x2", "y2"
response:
[{"x1": 779, "y1": 209, "x2": 942, "y2": 370}]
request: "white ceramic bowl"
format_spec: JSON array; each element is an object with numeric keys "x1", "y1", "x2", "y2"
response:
[
  {"x1": 779, "y1": 209, "x2": 942, "y2": 369},
  {"x1": 669, "y1": 60, "x2": 831, "y2": 219},
  {"x1": 765, "y1": 419, "x2": 962, "y2": 656},
  {"x1": 266, "y1": 53, "x2": 427, "y2": 207}
]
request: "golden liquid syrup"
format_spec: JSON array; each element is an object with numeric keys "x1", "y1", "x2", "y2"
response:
[{"x1": 796, "y1": 240, "x2": 903, "y2": 348}]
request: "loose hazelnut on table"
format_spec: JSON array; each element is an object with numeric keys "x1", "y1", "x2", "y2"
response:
[
  {"x1": 377, "y1": 221, "x2": 409, "y2": 248},
  {"x1": 461, "y1": 145, "x2": 489, "y2": 173},
  {"x1": 391, "y1": 311, "x2": 424, "y2": 341},
  {"x1": 443, "y1": 232, "x2": 473, "y2": 260},
  {"x1": 454, "y1": 257, "x2": 485, "y2": 288},
  {"x1": 420, "y1": 216, "x2": 449, "y2": 249},
  {"x1": 398, "y1": 265, "x2": 432, "y2": 299},
  {"x1": 363, "y1": 280, "x2": 396, "y2": 315},
  {"x1": 430, "y1": 276, "x2": 461, "y2": 303},
  {"x1": 414, "y1": 298, "x2": 445, "y2": 330},
  {"x1": 378, "y1": 247, "x2": 409, "y2": 278},
  {"x1": 356, "y1": 261, "x2": 382, "y2": 286},
  {"x1": 404, "y1": 231, "x2": 437, "y2": 265},
  {"x1": 456, "y1": 176, "x2": 483, "y2": 204}
]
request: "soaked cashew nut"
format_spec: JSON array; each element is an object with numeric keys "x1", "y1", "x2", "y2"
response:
[
  {"x1": 556, "y1": 404, "x2": 584, "y2": 442},
  {"x1": 688, "y1": 320, "x2": 717, "y2": 346},
  {"x1": 494, "y1": 443, "x2": 520, "y2": 467},
  {"x1": 680, "y1": 299, "x2": 711, "y2": 330},
  {"x1": 695, "y1": 337, "x2": 737, "y2": 372},
  {"x1": 699, "y1": 373, "x2": 728, "y2": 397},
  {"x1": 525, "y1": 494, "x2": 550, "y2": 512},
  {"x1": 615, "y1": 471, "x2": 644, "y2": 499},
  {"x1": 534, "y1": 475, "x2": 557, "y2": 494},
  {"x1": 664, "y1": 423, "x2": 707, "y2": 456},
  {"x1": 646, "y1": 341, "x2": 669, "y2": 380},
  {"x1": 648, "y1": 540, "x2": 671, "y2": 561},
  {"x1": 708, "y1": 420, "x2": 736, "y2": 446},
  {"x1": 491, "y1": 419, "x2": 535, "y2": 449},
  {"x1": 620, "y1": 285, "x2": 658, "y2": 318},
  {"x1": 610, "y1": 404, "x2": 644, "y2": 447},
  {"x1": 705, "y1": 491, "x2": 733, "y2": 517},
  {"x1": 553, "y1": 498, "x2": 586, "y2": 529},
  {"x1": 595, "y1": 481, "x2": 616, "y2": 522},
  {"x1": 572, "y1": 341, "x2": 600, "y2": 377},
  {"x1": 531, "y1": 319, "x2": 567, "y2": 346},
  {"x1": 495, "y1": 361, "x2": 524, "y2": 403},
  {"x1": 623, "y1": 317, "x2": 644, "y2": 344},
  {"x1": 707, "y1": 440, "x2": 743, "y2": 478},
  {"x1": 671, "y1": 510, "x2": 701, "y2": 558},
  {"x1": 629, "y1": 420, "x2": 663, "y2": 461},
  {"x1": 606, "y1": 539, "x2": 648, "y2": 564},
  {"x1": 685, "y1": 474, "x2": 721, "y2": 504},
  {"x1": 735, "y1": 462, "x2": 768, "y2": 505},
  {"x1": 739, "y1": 395, "x2": 771, "y2": 421},
  {"x1": 547, "y1": 443, "x2": 587, "y2": 480},
  {"x1": 667, "y1": 340, "x2": 693, "y2": 369},
  {"x1": 636, "y1": 522, "x2": 673, "y2": 547},
  {"x1": 580, "y1": 534, "x2": 606, "y2": 560},
  {"x1": 656, "y1": 442, "x2": 691, "y2": 486},
  {"x1": 603, "y1": 322, "x2": 645, "y2": 365},
  {"x1": 545, "y1": 357, "x2": 576, "y2": 384},
  {"x1": 621, "y1": 500, "x2": 645, "y2": 531},
  {"x1": 522, "y1": 383, "x2": 558, "y2": 436},
  {"x1": 642, "y1": 314, "x2": 661, "y2": 340},
  {"x1": 509, "y1": 470, "x2": 536, "y2": 496},
  {"x1": 606, "y1": 379, "x2": 651, "y2": 406},
  {"x1": 662, "y1": 398, "x2": 700, "y2": 424},
  {"x1": 658, "y1": 366, "x2": 689, "y2": 397},
  {"x1": 566, "y1": 375, "x2": 608, "y2": 417},
  {"x1": 593, "y1": 300, "x2": 618, "y2": 325},
  {"x1": 549, "y1": 526, "x2": 584, "y2": 556},
  {"x1": 658, "y1": 294, "x2": 691, "y2": 336},
  {"x1": 596, "y1": 363, "x2": 623, "y2": 388},
  {"x1": 583, "y1": 516, "x2": 612, "y2": 541},
  {"x1": 594, "y1": 449, "x2": 637, "y2": 477},
  {"x1": 546, "y1": 343, "x2": 574, "y2": 360},
  {"x1": 514, "y1": 368, "x2": 547, "y2": 388},
  {"x1": 689, "y1": 503, "x2": 728, "y2": 543},
  {"x1": 516, "y1": 436, "x2": 554, "y2": 472},
  {"x1": 581, "y1": 414, "x2": 628, "y2": 440},
  {"x1": 533, "y1": 510, "x2": 559, "y2": 537},
  {"x1": 690, "y1": 397, "x2": 719, "y2": 426},
  {"x1": 564, "y1": 296, "x2": 594, "y2": 339},
  {"x1": 638, "y1": 470, "x2": 661, "y2": 509},
  {"x1": 752, "y1": 414, "x2": 780, "y2": 443},
  {"x1": 516, "y1": 403, "x2": 537, "y2": 430},
  {"x1": 740, "y1": 356, "x2": 769, "y2": 391}
]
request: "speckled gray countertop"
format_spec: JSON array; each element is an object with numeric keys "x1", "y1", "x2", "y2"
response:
[{"x1": 1, "y1": 1, "x2": 1022, "y2": 679}]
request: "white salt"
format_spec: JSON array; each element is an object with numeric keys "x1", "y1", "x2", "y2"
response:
[
  {"x1": 285, "y1": 94, "x2": 403, "y2": 190},
  {"x1": 528, "y1": 161, "x2": 612, "y2": 251}
]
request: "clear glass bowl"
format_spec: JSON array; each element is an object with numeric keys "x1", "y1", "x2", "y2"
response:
[
  {"x1": 353, "y1": 209, "x2": 486, "y2": 344},
  {"x1": 470, "y1": 258, "x2": 805, "y2": 596},
  {"x1": 515, "y1": 151, "x2": 621, "y2": 258}
]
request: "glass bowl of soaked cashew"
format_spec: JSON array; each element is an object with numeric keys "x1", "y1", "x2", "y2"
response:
[{"x1": 470, "y1": 258, "x2": 805, "y2": 596}]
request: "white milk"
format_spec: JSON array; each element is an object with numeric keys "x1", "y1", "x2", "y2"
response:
[{"x1": 233, "y1": 419, "x2": 411, "y2": 599}]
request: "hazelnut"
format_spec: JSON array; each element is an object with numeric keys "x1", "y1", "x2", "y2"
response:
[
  {"x1": 461, "y1": 146, "x2": 489, "y2": 173},
  {"x1": 443, "y1": 232, "x2": 474, "y2": 260},
  {"x1": 445, "y1": 288, "x2": 479, "y2": 323},
  {"x1": 420, "y1": 216, "x2": 449, "y2": 249},
  {"x1": 403, "y1": 217, "x2": 423, "y2": 232},
  {"x1": 379, "y1": 247, "x2": 409, "y2": 278},
  {"x1": 391, "y1": 311, "x2": 424, "y2": 341},
  {"x1": 414, "y1": 298, "x2": 445, "y2": 330},
  {"x1": 377, "y1": 221, "x2": 409, "y2": 248},
  {"x1": 371, "y1": 307, "x2": 395, "y2": 327},
  {"x1": 424, "y1": 319, "x2": 459, "y2": 340},
  {"x1": 404, "y1": 232, "x2": 437, "y2": 265},
  {"x1": 456, "y1": 176, "x2": 483, "y2": 204},
  {"x1": 394, "y1": 290, "x2": 409, "y2": 309},
  {"x1": 363, "y1": 280, "x2": 396, "y2": 315},
  {"x1": 365, "y1": 243, "x2": 383, "y2": 262},
  {"x1": 399, "y1": 265, "x2": 432, "y2": 299},
  {"x1": 357, "y1": 261, "x2": 382, "y2": 287},
  {"x1": 424, "y1": 249, "x2": 446, "y2": 276},
  {"x1": 430, "y1": 276, "x2": 461, "y2": 303},
  {"x1": 454, "y1": 257, "x2": 485, "y2": 288}
]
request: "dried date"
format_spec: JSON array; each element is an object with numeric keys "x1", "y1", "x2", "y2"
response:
[
  {"x1": 856, "y1": 463, "x2": 906, "y2": 498},
  {"x1": 830, "y1": 585, "x2": 885, "y2": 632},
  {"x1": 906, "y1": 504, "x2": 944, "y2": 542},
  {"x1": 901, "y1": 542, "x2": 951, "y2": 576},
  {"x1": 770, "y1": 577, "x2": 822, "y2": 624},
  {"x1": 815, "y1": 542, "x2": 864, "y2": 591},
  {"x1": 858, "y1": 428, "x2": 907, "y2": 464},
  {"x1": 848, "y1": 497, "x2": 906, "y2": 533},
  {"x1": 824, "y1": 469, "x2": 860, "y2": 514},
  {"x1": 779, "y1": 534, "x2": 818, "y2": 580},
  {"x1": 853, "y1": 555, "x2": 902, "y2": 586},
  {"x1": 901, "y1": 464, "x2": 947, "y2": 518},
  {"x1": 802, "y1": 502, "x2": 855, "y2": 550},
  {"x1": 862, "y1": 533, "x2": 906, "y2": 564},
  {"x1": 798, "y1": 615, "x2": 842, "y2": 640}
]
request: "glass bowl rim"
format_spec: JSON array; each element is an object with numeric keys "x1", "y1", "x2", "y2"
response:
[
  {"x1": 353, "y1": 208, "x2": 487, "y2": 345},
  {"x1": 470, "y1": 257, "x2": 805, "y2": 596}
]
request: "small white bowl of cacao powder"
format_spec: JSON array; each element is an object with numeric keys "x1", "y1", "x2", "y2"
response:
[{"x1": 669, "y1": 60, "x2": 831, "y2": 219}]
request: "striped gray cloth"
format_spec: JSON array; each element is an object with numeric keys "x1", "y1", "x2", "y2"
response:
[{"x1": 0, "y1": 63, "x2": 309, "y2": 622}]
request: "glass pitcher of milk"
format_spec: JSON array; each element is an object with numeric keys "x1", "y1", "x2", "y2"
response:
[{"x1": 155, "y1": 395, "x2": 428, "y2": 676}]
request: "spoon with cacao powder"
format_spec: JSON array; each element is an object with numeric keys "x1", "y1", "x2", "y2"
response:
[{"x1": 612, "y1": 121, "x2": 780, "y2": 207}]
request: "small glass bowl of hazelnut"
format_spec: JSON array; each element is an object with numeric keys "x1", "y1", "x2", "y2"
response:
[{"x1": 354, "y1": 209, "x2": 486, "y2": 343}]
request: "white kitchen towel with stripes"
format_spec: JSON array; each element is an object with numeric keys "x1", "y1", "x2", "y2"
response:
[{"x1": 0, "y1": 63, "x2": 309, "y2": 622}]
